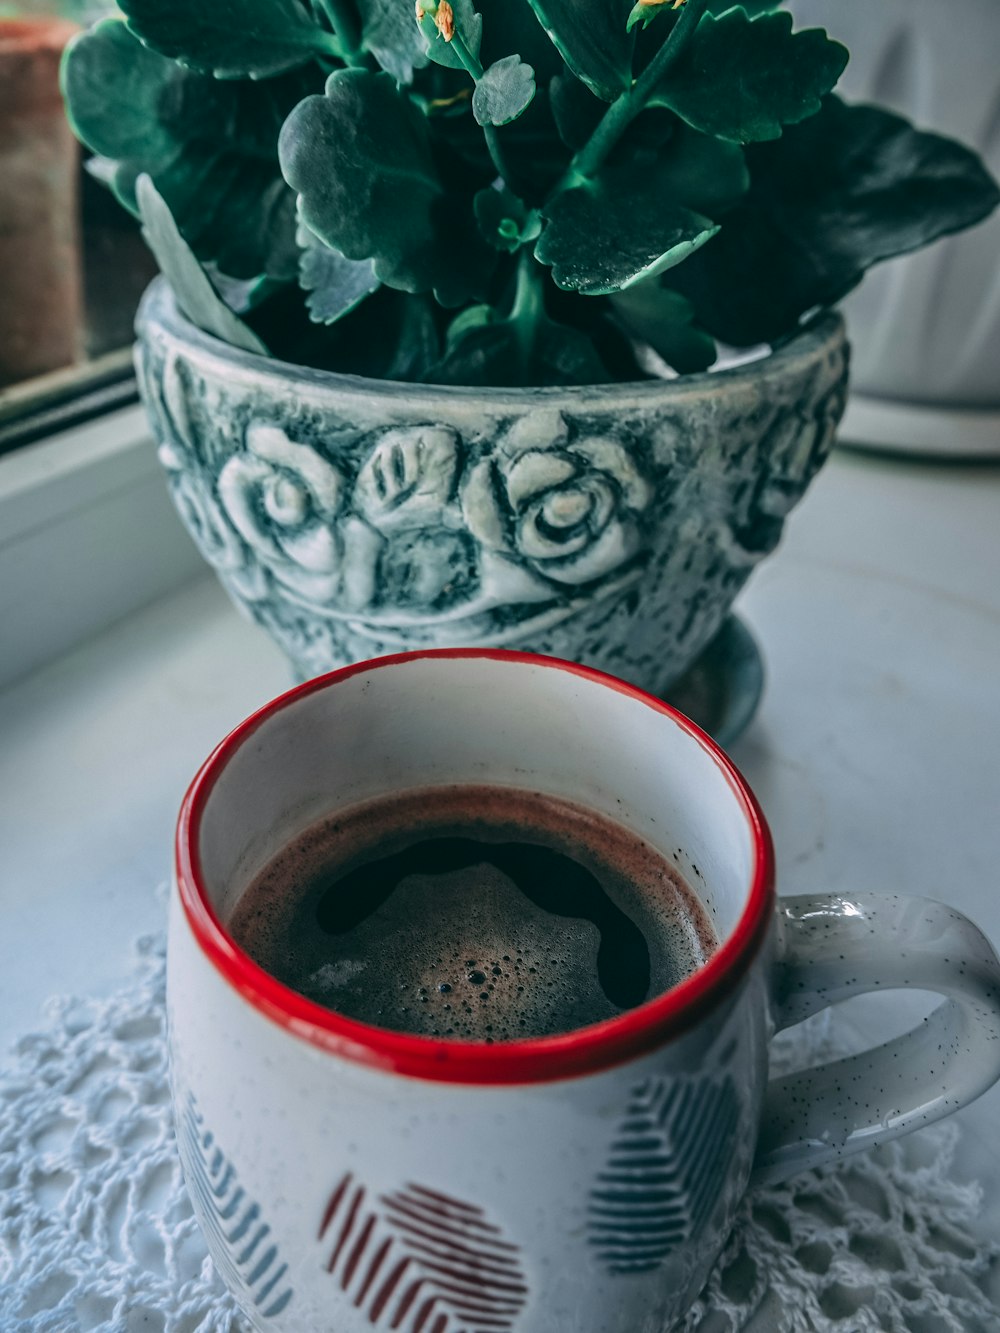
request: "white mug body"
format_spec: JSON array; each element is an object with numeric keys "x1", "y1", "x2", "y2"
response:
[
  {"x1": 168, "y1": 650, "x2": 1000, "y2": 1333},
  {"x1": 169, "y1": 912, "x2": 769, "y2": 1332}
]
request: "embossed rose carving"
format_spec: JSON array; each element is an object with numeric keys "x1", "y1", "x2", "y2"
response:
[
  {"x1": 158, "y1": 441, "x2": 268, "y2": 601},
  {"x1": 462, "y1": 410, "x2": 652, "y2": 587},
  {"x1": 219, "y1": 423, "x2": 382, "y2": 610},
  {"x1": 354, "y1": 426, "x2": 460, "y2": 531},
  {"x1": 355, "y1": 426, "x2": 479, "y2": 611}
]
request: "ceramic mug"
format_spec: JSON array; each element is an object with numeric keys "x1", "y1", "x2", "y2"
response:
[{"x1": 169, "y1": 650, "x2": 1000, "y2": 1333}]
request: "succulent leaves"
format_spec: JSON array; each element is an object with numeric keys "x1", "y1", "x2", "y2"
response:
[
  {"x1": 135, "y1": 176, "x2": 269, "y2": 354},
  {"x1": 634, "y1": 125, "x2": 750, "y2": 218},
  {"x1": 118, "y1": 0, "x2": 340, "y2": 78},
  {"x1": 473, "y1": 55, "x2": 536, "y2": 127},
  {"x1": 298, "y1": 233, "x2": 381, "y2": 325},
  {"x1": 60, "y1": 19, "x2": 302, "y2": 281},
  {"x1": 671, "y1": 96, "x2": 1000, "y2": 346},
  {"x1": 609, "y1": 284, "x2": 716, "y2": 374},
  {"x1": 549, "y1": 68, "x2": 605, "y2": 150},
  {"x1": 61, "y1": 0, "x2": 1000, "y2": 387},
  {"x1": 650, "y1": 9, "x2": 848, "y2": 143},
  {"x1": 475, "y1": 185, "x2": 543, "y2": 253},
  {"x1": 356, "y1": 0, "x2": 429, "y2": 83},
  {"x1": 524, "y1": 0, "x2": 634, "y2": 101},
  {"x1": 430, "y1": 304, "x2": 612, "y2": 386},
  {"x1": 535, "y1": 129, "x2": 746, "y2": 297},
  {"x1": 626, "y1": 0, "x2": 676, "y2": 37},
  {"x1": 537, "y1": 183, "x2": 717, "y2": 296},
  {"x1": 279, "y1": 69, "x2": 492, "y2": 306}
]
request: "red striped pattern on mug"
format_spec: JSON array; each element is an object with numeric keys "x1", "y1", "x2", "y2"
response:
[{"x1": 319, "y1": 1174, "x2": 529, "y2": 1331}]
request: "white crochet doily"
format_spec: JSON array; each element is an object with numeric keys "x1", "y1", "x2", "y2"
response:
[{"x1": 1, "y1": 933, "x2": 998, "y2": 1333}]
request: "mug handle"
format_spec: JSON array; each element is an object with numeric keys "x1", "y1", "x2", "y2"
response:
[{"x1": 752, "y1": 892, "x2": 1000, "y2": 1184}]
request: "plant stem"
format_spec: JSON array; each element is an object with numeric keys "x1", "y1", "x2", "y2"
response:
[
  {"x1": 317, "y1": 0, "x2": 365, "y2": 65},
  {"x1": 447, "y1": 30, "x2": 513, "y2": 186},
  {"x1": 511, "y1": 250, "x2": 544, "y2": 374},
  {"x1": 483, "y1": 127, "x2": 514, "y2": 188},
  {"x1": 555, "y1": 0, "x2": 712, "y2": 191},
  {"x1": 448, "y1": 29, "x2": 484, "y2": 78}
]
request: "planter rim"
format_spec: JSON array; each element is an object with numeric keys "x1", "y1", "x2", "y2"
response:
[{"x1": 137, "y1": 278, "x2": 846, "y2": 410}]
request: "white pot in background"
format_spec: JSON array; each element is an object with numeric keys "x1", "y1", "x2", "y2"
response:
[{"x1": 794, "y1": 0, "x2": 1000, "y2": 453}]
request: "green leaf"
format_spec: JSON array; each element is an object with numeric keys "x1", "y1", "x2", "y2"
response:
[
  {"x1": 627, "y1": 0, "x2": 676, "y2": 35},
  {"x1": 549, "y1": 69, "x2": 604, "y2": 150},
  {"x1": 472, "y1": 55, "x2": 536, "y2": 126},
  {"x1": 707, "y1": 0, "x2": 782, "y2": 14},
  {"x1": 536, "y1": 179, "x2": 717, "y2": 295},
  {"x1": 610, "y1": 282, "x2": 716, "y2": 373},
  {"x1": 356, "y1": 0, "x2": 430, "y2": 82},
  {"x1": 637, "y1": 0, "x2": 778, "y2": 34},
  {"x1": 646, "y1": 0, "x2": 781, "y2": 33},
  {"x1": 118, "y1": 0, "x2": 339, "y2": 78},
  {"x1": 524, "y1": 0, "x2": 634, "y2": 101},
  {"x1": 474, "y1": 185, "x2": 542, "y2": 251},
  {"x1": 416, "y1": 0, "x2": 483, "y2": 70},
  {"x1": 61, "y1": 19, "x2": 302, "y2": 280},
  {"x1": 631, "y1": 123, "x2": 749, "y2": 216},
  {"x1": 136, "y1": 176, "x2": 268, "y2": 354},
  {"x1": 264, "y1": 286, "x2": 440, "y2": 380},
  {"x1": 298, "y1": 232, "x2": 381, "y2": 324},
  {"x1": 279, "y1": 68, "x2": 493, "y2": 306},
  {"x1": 205, "y1": 268, "x2": 284, "y2": 314},
  {"x1": 671, "y1": 96, "x2": 1000, "y2": 346},
  {"x1": 652, "y1": 9, "x2": 847, "y2": 143},
  {"x1": 476, "y1": 0, "x2": 565, "y2": 81},
  {"x1": 383, "y1": 293, "x2": 442, "y2": 380},
  {"x1": 427, "y1": 305, "x2": 611, "y2": 386}
]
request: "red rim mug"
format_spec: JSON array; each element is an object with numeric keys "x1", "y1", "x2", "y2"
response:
[{"x1": 169, "y1": 649, "x2": 1000, "y2": 1333}]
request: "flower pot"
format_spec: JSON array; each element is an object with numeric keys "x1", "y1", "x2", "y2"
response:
[
  {"x1": 0, "y1": 18, "x2": 83, "y2": 389},
  {"x1": 792, "y1": 0, "x2": 1000, "y2": 454},
  {"x1": 135, "y1": 279, "x2": 848, "y2": 694}
]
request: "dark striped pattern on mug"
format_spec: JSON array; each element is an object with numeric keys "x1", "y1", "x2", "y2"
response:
[
  {"x1": 589, "y1": 1076, "x2": 740, "y2": 1274},
  {"x1": 178, "y1": 1095, "x2": 294, "y2": 1318}
]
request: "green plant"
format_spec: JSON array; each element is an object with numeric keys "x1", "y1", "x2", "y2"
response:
[{"x1": 60, "y1": 0, "x2": 999, "y2": 386}]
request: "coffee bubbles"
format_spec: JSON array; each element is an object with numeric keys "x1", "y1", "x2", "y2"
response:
[{"x1": 228, "y1": 786, "x2": 717, "y2": 1042}]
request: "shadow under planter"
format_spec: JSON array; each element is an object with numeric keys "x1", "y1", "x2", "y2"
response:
[{"x1": 135, "y1": 279, "x2": 848, "y2": 699}]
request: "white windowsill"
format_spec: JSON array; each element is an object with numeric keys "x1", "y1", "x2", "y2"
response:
[
  {"x1": 1, "y1": 421, "x2": 999, "y2": 1285},
  {"x1": 0, "y1": 405, "x2": 204, "y2": 691}
]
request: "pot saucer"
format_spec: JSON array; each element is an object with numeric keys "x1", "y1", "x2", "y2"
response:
[{"x1": 661, "y1": 614, "x2": 764, "y2": 749}]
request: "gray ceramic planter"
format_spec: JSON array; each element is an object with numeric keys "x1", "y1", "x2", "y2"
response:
[{"x1": 135, "y1": 279, "x2": 848, "y2": 693}]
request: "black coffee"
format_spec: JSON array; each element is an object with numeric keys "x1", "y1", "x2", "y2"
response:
[{"x1": 229, "y1": 785, "x2": 716, "y2": 1042}]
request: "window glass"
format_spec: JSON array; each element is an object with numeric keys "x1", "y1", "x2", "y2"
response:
[{"x1": 0, "y1": 2, "x2": 153, "y2": 452}]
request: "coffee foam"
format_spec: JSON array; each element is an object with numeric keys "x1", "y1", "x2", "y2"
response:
[{"x1": 228, "y1": 785, "x2": 717, "y2": 1043}]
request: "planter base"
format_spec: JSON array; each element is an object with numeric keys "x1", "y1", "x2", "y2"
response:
[
  {"x1": 285, "y1": 613, "x2": 764, "y2": 749},
  {"x1": 660, "y1": 614, "x2": 764, "y2": 749}
]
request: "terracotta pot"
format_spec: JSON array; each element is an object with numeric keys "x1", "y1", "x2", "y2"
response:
[{"x1": 0, "y1": 18, "x2": 83, "y2": 390}]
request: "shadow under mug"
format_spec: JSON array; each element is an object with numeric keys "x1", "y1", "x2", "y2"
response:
[{"x1": 169, "y1": 649, "x2": 1000, "y2": 1333}]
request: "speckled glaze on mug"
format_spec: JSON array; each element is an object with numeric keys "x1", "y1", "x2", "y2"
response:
[{"x1": 168, "y1": 651, "x2": 1000, "y2": 1333}]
